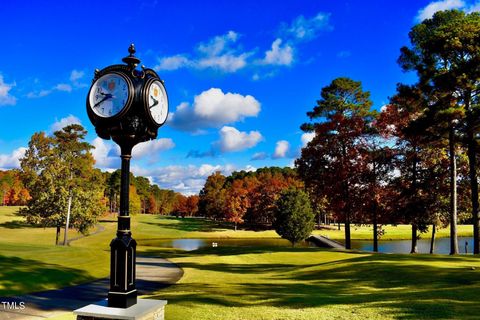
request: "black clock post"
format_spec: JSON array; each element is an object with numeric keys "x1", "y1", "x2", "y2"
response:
[{"x1": 84, "y1": 45, "x2": 169, "y2": 309}]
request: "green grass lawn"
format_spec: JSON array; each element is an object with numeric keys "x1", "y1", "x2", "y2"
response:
[
  {"x1": 0, "y1": 207, "x2": 479, "y2": 319},
  {"x1": 0, "y1": 206, "x2": 109, "y2": 296},
  {"x1": 314, "y1": 223, "x2": 473, "y2": 241},
  {"x1": 142, "y1": 246, "x2": 480, "y2": 320}
]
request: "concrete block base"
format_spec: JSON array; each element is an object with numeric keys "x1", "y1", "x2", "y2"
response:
[{"x1": 74, "y1": 299, "x2": 167, "y2": 320}]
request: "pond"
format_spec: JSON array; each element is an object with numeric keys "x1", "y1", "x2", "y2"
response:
[
  {"x1": 142, "y1": 238, "x2": 316, "y2": 251},
  {"x1": 348, "y1": 237, "x2": 474, "y2": 255},
  {"x1": 143, "y1": 237, "x2": 474, "y2": 254}
]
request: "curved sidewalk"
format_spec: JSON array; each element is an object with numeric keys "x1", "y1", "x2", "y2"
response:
[{"x1": 0, "y1": 257, "x2": 183, "y2": 319}]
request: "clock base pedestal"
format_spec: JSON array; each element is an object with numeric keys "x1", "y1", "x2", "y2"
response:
[{"x1": 74, "y1": 299, "x2": 167, "y2": 320}]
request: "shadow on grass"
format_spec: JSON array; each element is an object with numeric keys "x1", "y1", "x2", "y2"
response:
[
  {"x1": 149, "y1": 250, "x2": 480, "y2": 319},
  {"x1": 0, "y1": 255, "x2": 179, "y2": 315},
  {"x1": 0, "y1": 255, "x2": 94, "y2": 298},
  {"x1": 0, "y1": 220, "x2": 38, "y2": 229}
]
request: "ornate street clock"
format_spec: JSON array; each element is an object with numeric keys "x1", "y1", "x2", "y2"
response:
[{"x1": 86, "y1": 45, "x2": 168, "y2": 309}]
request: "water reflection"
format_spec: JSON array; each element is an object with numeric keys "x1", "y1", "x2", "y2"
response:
[
  {"x1": 349, "y1": 237, "x2": 473, "y2": 254},
  {"x1": 147, "y1": 238, "x2": 315, "y2": 251},
  {"x1": 145, "y1": 237, "x2": 474, "y2": 254}
]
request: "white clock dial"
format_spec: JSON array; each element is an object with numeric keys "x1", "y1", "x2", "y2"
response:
[
  {"x1": 147, "y1": 80, "x2": 168, "y2": 125},
  {"x1": 89, "y1": 73, "x2": 130, "y2": 118}
]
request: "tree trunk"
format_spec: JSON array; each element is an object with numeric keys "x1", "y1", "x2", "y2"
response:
[
  {"x1": 55, "y1": 225, "x2": 60, "y2": 245},
  {"x1": 337, "y1": 221, "x2": 340, "y2": 230},
  {"x1": 449, "y1": 124, "x2": 459, "y2": 255},
  {"x1": 234, "y1": 222, "x2": 237, "y2": 231},
  {"x1": 110, "y1": 194, "x2": 114, "y2": 213},
  {"x1": 466, "y1": 96, "x2": 479, "y2": 254},
  {"x1": 343, "y1": 182, "x2": 351, "y2": 249},
  {"x1": 430, "y1": 224, "x2": 436, "y2": 254},
  {"x1": 373, "y1": 203, "x2": 378, "y2": 252},
  {"x1": 63, "y1": 194, "x2": 72, "y2": 246},
  {"x1": 411, "y1": 224, "x2": 418, "y2": 254},
  {"x1": 341, "y1": 143, "x2": 351, "y2": 250},
  {"x1": 411, "y1": 143, "x2": 418, "y2": 255},
  {"x1": 372, "y1": 159, "x2": 378, "y2": 253},
  {"x1": 345, "y1": 219, "x2": 351, "y2": 249}
]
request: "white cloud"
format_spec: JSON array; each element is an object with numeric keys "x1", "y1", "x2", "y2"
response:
[
  {"x1": 216, "y1": 126, "x2": 263, "y2": 152},
  {"x1": 153, "y1": 16, "x2": 333, "y2": 77},
  {"x1": 416, "y1": 0, "x2": 465, "y2": 21},
  {"x1": 0, "y1": 75, "x2": 17, "y2": 106},
  {"x1": 301, "y1": 132, "x2": 315, "y2": 147},
  {"x1": 155, "y1": 31, "x2": 253, "y2": 73},
  {"x1": 91, "y1": 138, "x2": 120, "y2": 169},
  {"x1": 197, "y1": 52, "x2": 251, "y2": 72},
  {"x1": 55, "y1": 83, "x2": 72, "y2": 92},
  {"x1": 27, "y1": 90, "x2": 51, "y2": 98},
  {"x1": 50, "y1": 115, "x2": 82, "y2": 132},
  {"x1": 131, "y1": 163, "x2": 251, "y2": 195},
  {"x1": 260, "y1": 39, "x2": 294, "y2": 66},
  {"x1": 168, "y1": 88, "x2": 261, "y2": 132},
  {"x1": 198, "y1": 31, "x2": 239, "y2": 56},
  {"x1": 27, "y1": 69, "x2": 86, "y2": 98},
  {"x1": 251, "y1": 152, "x2": 268, "y2": 161},
  {"x1": 0, "y1": 147, "x2": 27, "y2": 169},
  {"x1": 132, "y1": 138, "x2": 175, "y2": 158},
  {"x1": 273, "y1": 140, "x2": 290, "y2": 159},
  {"x1": 284, "y1": 12, "x2": 332, "y2": 41},
  {"x1": 155, "y1": 55, "x2": 192, "y2": 71},
  {"x1": 70, "y1": 70, "x2": 85, "y2": 82}
]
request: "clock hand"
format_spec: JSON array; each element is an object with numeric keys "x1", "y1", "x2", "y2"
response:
[
  {"x1": 94, "y1": 94, "x2": 113, "y2": 108},
  {"x1": 150, "y1": 96, "x2": 159, "y2": 108}
]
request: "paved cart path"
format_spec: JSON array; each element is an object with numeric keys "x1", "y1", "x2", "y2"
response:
[{"x1": 0, "y1": 257, "x2": 183, "y2": 319}]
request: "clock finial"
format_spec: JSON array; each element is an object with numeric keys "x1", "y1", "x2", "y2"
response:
[
  {"x1": 122, "y1": 44, "x2": 140, "y2": 69},
  {"x1": 128, "y1": 43, "x2": 136, "y2": 56}
]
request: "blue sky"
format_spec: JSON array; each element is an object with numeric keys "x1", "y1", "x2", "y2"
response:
[{"x1": 1, "y1": 0, "x2": 478, "y2": 194}]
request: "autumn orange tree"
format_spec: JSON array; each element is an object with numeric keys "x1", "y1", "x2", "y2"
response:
[
  {"x1": 297, "y1": 77, "x2": 375, "y2": 249},
  {"x1": 199, "y1": 167, "x2": 303, "y2": 229},
  {"x1": 172, "y1": 194, "x2": 199, "y2": 217},
  {"x1": 0, "y1": 170, "x2": 30, "y2": 206},
  {"x1": 224, "y1": 177, "x2": 256, "y2": 230},
  {"x1": 247, "y1": 168, "x2": 303, "y2": 227}
]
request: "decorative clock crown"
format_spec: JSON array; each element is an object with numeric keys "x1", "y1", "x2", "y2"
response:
[{"x1": 122, "y1": 44, "x2": 141, "y2": 68}]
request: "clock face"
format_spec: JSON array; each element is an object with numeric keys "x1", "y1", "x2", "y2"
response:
[
  {"x1": 147, "y1": 80, "x2": 168, "y2": 125},
  {"x1": 89, "y1": 73, "x2": 130, "y2": 118}
]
